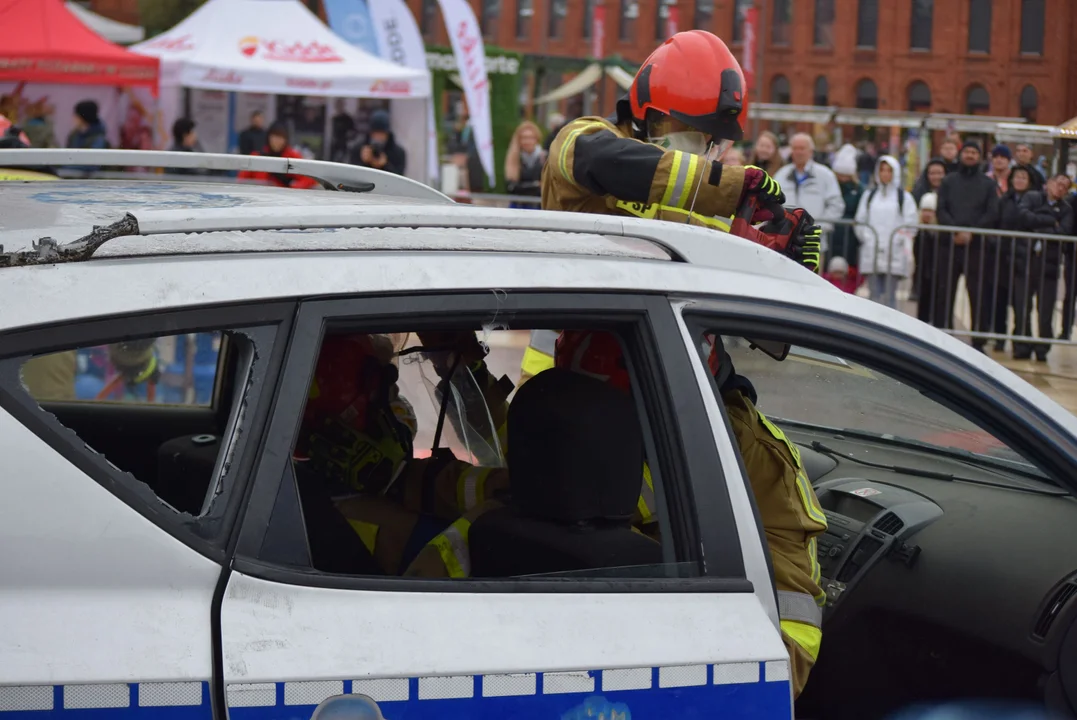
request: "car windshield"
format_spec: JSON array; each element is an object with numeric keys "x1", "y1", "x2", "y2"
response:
[{"x1": 726, "y1": 339, "x2": 1035, "y2": 470}]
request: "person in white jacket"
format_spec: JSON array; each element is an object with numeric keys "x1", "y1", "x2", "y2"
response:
[
  {"x1": 855, "y1": 155, "x2": 918, "y2": 308},
  {"x1": 773, "y1": 133, "x2": 846, "y2": 224}
]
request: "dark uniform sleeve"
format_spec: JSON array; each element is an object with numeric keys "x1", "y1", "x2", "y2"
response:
[{"x1": 544, "y1": 118, "x2": 746, "y2": 219}]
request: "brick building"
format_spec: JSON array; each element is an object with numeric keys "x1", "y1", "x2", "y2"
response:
[{"x1": 90, "y1": 0, "x2": 1077, "y2": 124}]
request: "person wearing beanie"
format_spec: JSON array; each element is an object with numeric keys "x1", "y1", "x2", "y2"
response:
[
  {"x1": 913, "y1": 191, "x2": 943, "y2": 324},
  {"x1": 66, "y1": 99, "x2": 108, "y2": 151},
  {"x1": 350, "y1": 108, "x2": 406, "y2": 176},
  {"x1": 935, "y1": 140, "x2": 1001, "y2": 351},
  {"x1": 237, "y1": 121, "x2": 318, "y2": 189},
  {"x1": 989, "y1": 144, "x2": 1013, "y2": 194},
  {"x1": 829, "y1": 143, "x2": 865, "y2": 270},
  {"x1": 823, "y1": 254, "x2": 858, "y2": 294}
]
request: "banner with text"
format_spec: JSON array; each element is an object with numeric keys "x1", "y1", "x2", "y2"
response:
[
  {"x1": 437, "y1": 0, "x2": 494, "y2": 186},
  {"x1": 321, "y1": 0, "x2": 380, "y2": 57},
  {"x1": 366, "y1": 0, "x2": 439, "y2": 183},
  {"x1": 741, "y1": 6, "x2": 758, "y2": 95}
]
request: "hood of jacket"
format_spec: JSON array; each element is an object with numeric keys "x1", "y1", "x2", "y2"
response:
[{"x1": 874, "y1": 155, "x2": 903, "y2": 192}]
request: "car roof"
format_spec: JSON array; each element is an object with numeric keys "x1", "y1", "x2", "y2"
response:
[{"x1": 0, "y1": 179, "x2": 443, "y2": 252}]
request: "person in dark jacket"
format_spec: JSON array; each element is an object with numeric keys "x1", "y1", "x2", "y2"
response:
[
  {"x1": 67, "y1": 100, "x2": 109, "y2": 150},
  {"x1": 351, "y1": 109, "x2": 406, "y2": 176},
  {"x1": 504, "y1": 120, "x2": 545, "y2": 208},
  {"x1": 238, "y1": 110, "x2": 267, "y2": 156},
  {"x1": 828, "y1": 144, "x2": 863, "y2": 269},
  {"x1": 936, "y1": 141, "x2": 1001, "y2": 351},
  {"x1": 997, "y1": 165, "x2": 1039, "y2": 355},
  {"x1": 1013, "y1": 174, "x2": 1075, "y2": 360},
  {"x1": 910, "y1": 158, "x2": 949, "y2": 302},
  {"x1": 166, "y1": 118, "x2": 207, "y2": 175}
]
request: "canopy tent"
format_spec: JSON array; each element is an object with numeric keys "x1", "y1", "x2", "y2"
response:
[
  {"x1": 0, "y1": 0, "x2": 158, "y2": 88},
  {"x1": 131, "y1": 0, "x2": 432, "y2": 182},
  {"x1": 533, "y1": 63, "x2": 635, "y2": 105},
  {"x1": 66, "y1": 2, "x2": 145, "y2": 45},
  {"x1": 131, "y1": 0, "x2": 429, "y2": 99}
]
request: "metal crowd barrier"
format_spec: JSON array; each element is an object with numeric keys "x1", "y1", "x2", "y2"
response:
[{"x1": 886, "y1": 223, "x2": 1077, "y2": 351}]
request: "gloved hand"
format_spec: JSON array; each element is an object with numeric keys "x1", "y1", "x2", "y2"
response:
[
  {"x1": 741, "y1": 165, "x2": 786, "y2": 221},
  {"x1": 760, "y1": 207, "x2": 821, "y2": 272},
  {"x1": 788, "y1": 221, "x2": 823, "y2": 273},
  {"x1": 107, "y1": 339, "x2": 159, "y2": 385},
  {"x1": 306, "y1": 413, "x2": 408, "y2": 496}
]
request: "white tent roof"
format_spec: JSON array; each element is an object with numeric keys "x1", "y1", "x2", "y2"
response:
[
  {"x1": 66, "y1": 2, "x2": 145, "y2": 44},
  {"x1": 130, "y1": 0, "x2": 429, "y2": 98}
]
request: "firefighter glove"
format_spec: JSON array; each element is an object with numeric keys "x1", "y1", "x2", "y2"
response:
[{"x1": 741, "y1": 166, "x2": 786, "y2": 220}]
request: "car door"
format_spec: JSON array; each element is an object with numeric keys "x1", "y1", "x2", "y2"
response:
[
  {"x1": 217, "y1": 291, "x2": 793, "y2": 720},
  {"x1": 0, "y1": 303, "x2": 291, "y2": 720}
]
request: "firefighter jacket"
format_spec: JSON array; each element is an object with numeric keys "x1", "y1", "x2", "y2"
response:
[{"x1": 540, "y1": 100, "x2": 747, "y2": 230}]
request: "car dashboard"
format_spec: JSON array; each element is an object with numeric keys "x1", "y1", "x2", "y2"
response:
[{"x1": 787, "y1": 426, "x2": 1077, "y2": 720}]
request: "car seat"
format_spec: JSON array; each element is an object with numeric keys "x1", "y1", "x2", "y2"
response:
[{"x1": 468, "y1": 367, "x2": 661, "y2": 577}]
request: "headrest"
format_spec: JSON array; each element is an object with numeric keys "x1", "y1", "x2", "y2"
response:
[{"x1": 507, "y1": 368, "x2": 642, "y2": 523}]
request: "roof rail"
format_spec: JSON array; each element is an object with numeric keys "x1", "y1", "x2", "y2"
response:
[
  {"x1": 0, "y1": 149, "x2": 452, "y2": 203},
  {"x1": 0, "y1": 204, "x2": 825, "y2": 290}
]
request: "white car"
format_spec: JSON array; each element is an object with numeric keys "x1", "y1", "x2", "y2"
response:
[{"x1": 2, "y1": 150, "x2": 1077, "y2": 720}]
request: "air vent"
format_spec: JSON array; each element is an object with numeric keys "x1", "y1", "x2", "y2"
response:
[
  {"x1": 1033, "y1": 581, "x2": 1077, "y2": 640},
  {"x1": 875, "y1": 512, "x2": 904, "y2": 536}
]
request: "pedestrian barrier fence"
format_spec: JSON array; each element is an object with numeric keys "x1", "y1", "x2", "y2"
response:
[{"x1": 887, "y1": 223, "x2": 1077, "y2": 352}]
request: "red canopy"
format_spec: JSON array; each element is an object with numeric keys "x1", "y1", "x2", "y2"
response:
[{"x1": 0, "y1": 0, "x2": 158, "y2": 89}]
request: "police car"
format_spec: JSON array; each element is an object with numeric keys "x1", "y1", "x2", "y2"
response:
[{"x1": 2, "y1": 149, "x2": 1077, "y2": 720}]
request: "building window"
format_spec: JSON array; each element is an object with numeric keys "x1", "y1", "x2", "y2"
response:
[
  {"x1": 771, "y1": 0, "x2": 792, "y2": 46},
  {"x1": 420, "y1": 0, "x2": 438, "y2": 38},
  {"x1": 907, "y1": 81, "x2": 931, "y2": 111},
  {"x1": 813, "y1": 0, "x2": 834, "y2": 48},
  {"x1": 813, "y1": 76, "x2": 828, "y2": 106},
  {"x1": 855, "y1": 78, "x2": 878, "y2": 109},
  {"x1": 968, "y1": 0, "x2": 991, "y2": 52},
  {"x1": 856, "y1": 0, "x2": 877, "y2": 48},
  {"x1": 583, "y1": 0, "x2": 594, "y2": 39},
  {"x1": 481, "y1": 0, "x2": 499, "y2": 40},
  {"x1": 655, "y1": 0, "x2": 672, "y2": 41},
  {"x1": 695, "y1": 0, "x2": 714, "y2": 31},
  {"x1": 549, "y1": 0, "x2": 567, "y2": 38},
  {"x1": 620, "y1": 0, "x2": 638, "y2": 42},
  {"x1": 731, "y1": 0, "x2": 751, "y2": 42},
  {"x1": 515, "y1": 0, "x2": 533, "y2": 39},
  {"x1": 966, "y1": 84, "x2": 990, "y2": 114},
  {"x1": 1020, "y1": 85, "x2": 1038, "y2": 122},
  {"x1": 1020, "y1": 0, "x2": 1044, "y2": 54},
  {"x1": 910, "y1": 0, "x2": 933, "y2": 50},
  {"x1": 770, "y1": 75, "x2": 791, "y2": 104}
]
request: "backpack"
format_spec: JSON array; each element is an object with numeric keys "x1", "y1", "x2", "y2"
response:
[{"x1": 866, "y1": 186, "x2": 905, "y2": 214}]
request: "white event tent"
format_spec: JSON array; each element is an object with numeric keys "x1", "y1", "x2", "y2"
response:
[{"x1": 131, "y1": 0, "x2": 432, "y2": 182}]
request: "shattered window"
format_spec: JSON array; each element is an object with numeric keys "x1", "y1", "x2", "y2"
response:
[
  {"x1": 21, "y1": 333, "x2": 223, "y2": 405},
  {"x1": 16, "y1": 330, "x2": 257, "y2": 518}
]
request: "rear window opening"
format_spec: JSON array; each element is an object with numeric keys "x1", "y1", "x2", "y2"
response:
[
  {"x1": 261, "y1": 326, "x2": 698, "y2": 582},
  {"x1": 17, "y1": 330, "x2": 251, "y2": 518}
]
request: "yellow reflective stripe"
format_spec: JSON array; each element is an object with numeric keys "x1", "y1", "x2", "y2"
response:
[
  {"x1": 672, "y1": 153, "x2": 700, "y2": 208},
  {"x1": 457, "y1": 466, "x2": 494, "y2": 511},
  {"x1": 558, "y1": 121, "x2": 608, "y2": 186},
  {"x1": 808, "y1": 536, "x2": 822, "y2": 588},
  {"x1": 757, "y1": 414, "x2": 828, "y2": 528},
  {"x1": 346, "y1": 519, "x2": 379, "y2": 555},
  {"x1": 431, "y1": 517, "x2": 472, "y2": 578},
  {"x1": 781, "y1": 620, "x2": 823, "y2": 662},
  {"x1": 661, "y1": 151, "x2": 684, "y2": 206},
  {"x1": 637, "y1": 463, "x2": 656, "y2": 523},
  {"x1": 615, "y1": 199, "x2": 660, "y2": 219},
  {"x1": 521, "y1": 345, "x2": 555, "y2": 378}
]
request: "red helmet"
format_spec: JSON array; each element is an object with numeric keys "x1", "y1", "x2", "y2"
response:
[
  {"x1": 554, "y1": 331, "x2": 631, "y2": 392},
  {"x1": 302, "y1": 334, "x2": 389, "y2": 434},
  {"x1": 629, "y1": 30, "x2": 747, "y2": 142}
]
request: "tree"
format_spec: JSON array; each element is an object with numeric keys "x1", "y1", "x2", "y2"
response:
[{"x1": 138, "y1": 0, "x2": 207, "y2": 38}]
